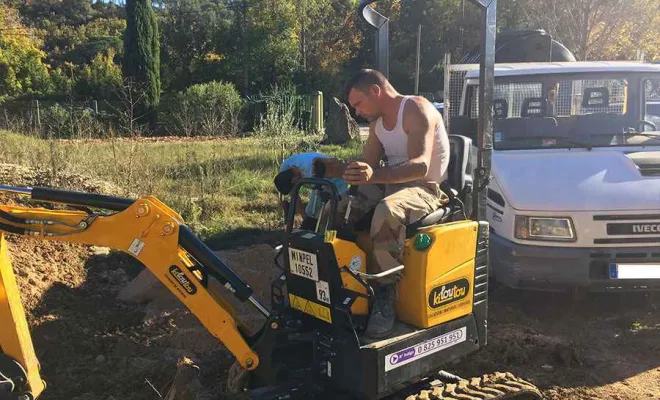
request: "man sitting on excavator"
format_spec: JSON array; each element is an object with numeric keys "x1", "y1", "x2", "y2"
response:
[{"x1": 333, "y1": 69, "x2": 451, "y2": 338}]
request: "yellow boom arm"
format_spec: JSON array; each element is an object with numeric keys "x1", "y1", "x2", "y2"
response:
[{"x1": 0, "y1": 185, "x2": 267, "y2": 399}]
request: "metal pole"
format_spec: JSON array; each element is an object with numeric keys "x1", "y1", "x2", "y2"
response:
[
  {"x1": 443, "y1": 53, "x2": 451, "y2": 131},
  {"x1": 472, "y1": 0, "x2": 496, "y2": 222},
  {"x1": 415, "y1": 24, "x2": 421, "y2": 95},
  {"x1": 359, "y1": 1, "x2": 390, "y2": 78},
  {"x1": 35, "y1": 100, "x2": 41, "y2": 131}
]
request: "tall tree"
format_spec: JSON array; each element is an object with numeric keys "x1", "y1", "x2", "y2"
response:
[{"x1": 123, "y1": 0, "x2": 161, "y2": 126}]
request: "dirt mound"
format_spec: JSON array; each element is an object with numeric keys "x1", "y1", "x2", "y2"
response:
[
  {"x1": 7, "y1": 237, "x2": 281, "y2": 400},
  {"x1": 0, "y1": 163, "x2": 122, "y2": 196}
]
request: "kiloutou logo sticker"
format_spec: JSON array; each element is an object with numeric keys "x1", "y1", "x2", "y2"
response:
[
  {"x1": 428, "y1": 278, "x2": 470, "y2": 308},
  {"x1": 169, "y1": 265, "x2": 197, "y2": 295}
]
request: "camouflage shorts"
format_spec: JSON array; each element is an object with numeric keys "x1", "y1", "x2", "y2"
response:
[{"x1": 336, "y1": 182, "x2": 449, "y2": 285}]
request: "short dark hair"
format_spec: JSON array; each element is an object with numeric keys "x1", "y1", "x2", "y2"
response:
[
  {"x1": 274, "y1": 168, "x2": 295, "y2": 195},
  {"x1": 344, "y1": 69, "x2": 388, "y2": 100}
]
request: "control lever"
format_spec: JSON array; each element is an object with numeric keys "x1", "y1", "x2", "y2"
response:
[{"x1": 344, "y1": 185, "x2": 359, "y2": 225}]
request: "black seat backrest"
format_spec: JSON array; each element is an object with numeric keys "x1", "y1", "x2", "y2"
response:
[
  {"x1": 447, "y1": 134, "x2": 473, "y2": 199},
  {"x1": 448, "y1": 116, "x2": 478, "y2": 142},
  {"x1": 521, "y1": 97, "x2": 548, "y2": 117},
  {"x1": 581, "y1": 87, "x2": 610, "y2": 109},
  {"x1": 406, "y1": 134, "x2": 474, "y2": 234}
]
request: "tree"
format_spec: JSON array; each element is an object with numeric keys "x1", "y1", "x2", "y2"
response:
[
  {"x1": 123, "y1": 0, "x2": 161, "y2": 126},
  {"x1": 390, "y1": 0, "x2": 462, "y2": 94},
  {"x1": 292, "y1": 0, "x2": 362, "y2": 95},
  {"x1": 159, "y1": 0, "x2": 234, "y2": 91},
  {"x1": 76, "y1": 48, "x2": 123, "y2": 99},
  {"x1": 515, "y1": 0, "x2": 660, "y2": 61},
  {"x1": 592, "y1": 0, "x2": 660, "y2": 61},
  {"x1": 225, "y1": 0, "x2": 299, "y2": 94},
  {"x1": 0, "y1": 4, "x2": 53, "y2": 102}
]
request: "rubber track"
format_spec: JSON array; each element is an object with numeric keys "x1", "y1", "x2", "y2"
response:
[{"x1": 404, "y1": 372, "x2": 543, "y2": 400}]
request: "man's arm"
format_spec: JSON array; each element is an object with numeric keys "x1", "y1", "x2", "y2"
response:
[
  {"x1": 313, "y1": 123, "x2": 383, "y2": 179},
  {"x1": 344, "y1": 98, "x2": 435, "y2": 184}
]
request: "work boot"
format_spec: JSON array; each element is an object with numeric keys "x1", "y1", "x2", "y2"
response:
[{"x1": 365, "y1": 284, "x2": 396, "y2": 339}]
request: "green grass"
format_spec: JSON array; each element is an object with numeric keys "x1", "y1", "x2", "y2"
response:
[{"x1": 0, "y1": 130, "x2": 362, "y2": 248}]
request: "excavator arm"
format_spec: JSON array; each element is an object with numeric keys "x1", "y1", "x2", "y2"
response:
[{"x1": 0, "y1": 185, "x2": 268, "y2": 399}]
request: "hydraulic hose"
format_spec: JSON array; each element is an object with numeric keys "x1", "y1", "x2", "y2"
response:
[
  {"x1": 0, "y1": 209, "x2": 26, "y2": 225},
  {"x1": 31, "y1": 187, "x2": 135, "y2": 211}
]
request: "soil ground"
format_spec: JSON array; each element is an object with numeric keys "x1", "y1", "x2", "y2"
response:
[
  {"x1": 1, "y1": 165, "x2": 658, "y2": 400},
  {"x1": 8, "y1": 234, "x2": 658, "y2": 400}
]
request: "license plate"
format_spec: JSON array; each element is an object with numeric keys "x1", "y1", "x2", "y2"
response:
[
  {"x1": 288, "y1": 247, "x2": 319, "y2": 281},
  {"x1": 609, "y1": 263, "x2": 660, "y2": 279}
]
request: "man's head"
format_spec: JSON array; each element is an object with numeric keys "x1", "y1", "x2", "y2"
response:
[
  {"x1": 274, "y1": 167, "x2": 302, "y2": 195},
  {"x1": 344, "y1": 69, "x2": 393, "y2": 122}
]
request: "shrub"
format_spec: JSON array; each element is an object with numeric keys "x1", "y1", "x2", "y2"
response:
[{"x1": 165, "y1": 80, "x2": 243, "y2": 137}]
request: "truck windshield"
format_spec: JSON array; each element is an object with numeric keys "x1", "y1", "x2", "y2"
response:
[{"x1": 466, "y1": 74, "x2": 660, "y2": 150}]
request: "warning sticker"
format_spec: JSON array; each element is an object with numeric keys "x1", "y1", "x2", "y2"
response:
[
  {"x1": 289, "y1": 293, "x2": 332, "y2": 323},
  {"x1": 128, "y1": 238, "x2": 145, "y2": 256},
  {"x1": 384, "y1": 327, "x2": 466, "y2": 372}
]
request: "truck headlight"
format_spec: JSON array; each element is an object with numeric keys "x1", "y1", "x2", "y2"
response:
[{"x1": 514, "y1": 216, "x2": 576, "y2": 242}]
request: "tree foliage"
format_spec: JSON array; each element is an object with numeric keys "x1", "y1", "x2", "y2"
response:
[
  {"x1": 0, "y1": 4, "x2": 53, "y2": 102},
  {"x1": 123, "y1": 0, "x2": 161, "y2": 124},
  {"x1": 514, "y1": 0, "x2": 660, "y2": 61},
  {"x1": 2, "y1": 0, "x2": 659, "y2": 110},
  {"x1": 159, "y1": 0, "x2": 234, "y2": 91},
  {"x1": 76, "y1": 48, "x2": 123, "y2": 99}
]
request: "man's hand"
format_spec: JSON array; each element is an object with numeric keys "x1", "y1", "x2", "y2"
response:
[
  {"x1": 314, "y1": 158, "x2": 348, "y2": 178},
  {"x1": 343, "y1": 161, "x2": 374, "y2": 184}
]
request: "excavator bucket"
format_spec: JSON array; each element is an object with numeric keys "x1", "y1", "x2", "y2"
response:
[{"x1": 0, "y1": 232, "x2": 46, "y2": 399}]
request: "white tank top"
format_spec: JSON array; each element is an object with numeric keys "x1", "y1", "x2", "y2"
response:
[{"x1": 375, "y1": 96, "x2": 449, "y2": 184}]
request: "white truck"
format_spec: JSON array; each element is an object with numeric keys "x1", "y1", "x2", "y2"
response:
[{"x1": 445, "y1": 61, "x2": 660, "y2": 291}]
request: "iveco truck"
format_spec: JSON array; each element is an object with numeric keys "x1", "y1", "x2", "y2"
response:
[{"x1": 446, "y1": 61, "x2": 660, "y2": 291}]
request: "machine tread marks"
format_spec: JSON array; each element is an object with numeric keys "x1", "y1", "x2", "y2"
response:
[{"x1": 405, "y1": 372, "x2": 543, "y2": 400}]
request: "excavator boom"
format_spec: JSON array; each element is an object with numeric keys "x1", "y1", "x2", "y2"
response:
[{"x1": 0, "y1": 185, "x2": 267, "y2": 399}]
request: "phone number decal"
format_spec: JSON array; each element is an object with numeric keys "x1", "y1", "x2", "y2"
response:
[{"x1": 384, "y1": 327, "x2": 467, "y2": 372}]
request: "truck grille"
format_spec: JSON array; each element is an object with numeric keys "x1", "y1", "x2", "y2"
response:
[{"x1": 593, "y1": 214, "x2": 660, "y2": 244}]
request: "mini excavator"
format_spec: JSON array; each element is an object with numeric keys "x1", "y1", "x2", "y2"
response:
[{"x1": 1, "y1": 1, "x2": 544, "y2": 399}]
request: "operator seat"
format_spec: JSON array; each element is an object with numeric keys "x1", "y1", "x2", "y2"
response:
[
  {"x1": 405, "y1": 134, "x2": 474, "y2": 236},
  {"x1": 350, "y1": 134, "x2": 474, "y2": 235}
]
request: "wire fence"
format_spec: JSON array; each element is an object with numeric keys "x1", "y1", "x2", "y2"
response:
[{"x1": 1, "y1": 92, "x2": 324, "y2": 139}]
